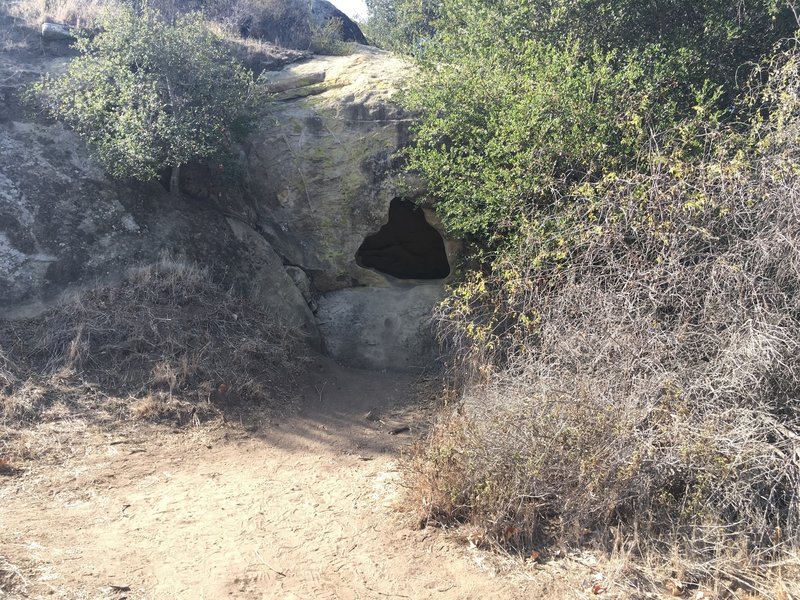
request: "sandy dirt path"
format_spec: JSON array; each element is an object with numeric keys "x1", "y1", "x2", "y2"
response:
[{"x1": 1, "y1": 360, "x2": 541, "y2": 599}]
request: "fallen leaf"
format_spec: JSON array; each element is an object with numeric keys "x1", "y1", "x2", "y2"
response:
[{"x1": 666, "y1": 580, "x2": 685, "y2": 597}]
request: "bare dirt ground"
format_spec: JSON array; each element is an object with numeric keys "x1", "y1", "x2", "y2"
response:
[{"x1": 0, "y1": 359, "x2": 587, "y2": 600}]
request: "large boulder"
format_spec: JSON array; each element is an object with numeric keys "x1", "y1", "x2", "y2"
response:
[
  {"x1": 310, "y1": 0, "x2": 368, "y2": 45},
  {"x1": 316, "y1": 284, "x2": 444, "y2": 371},
  {"x1": 40, "y1": 22, "x2": 74, "y2": 41}
]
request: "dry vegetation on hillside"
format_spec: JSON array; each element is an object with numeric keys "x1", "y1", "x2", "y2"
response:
[
  {"x1": 408, "y1": 44, "x2": 800, "y2": 599},
  {"x1": 0, "y1": 258, "x2": 306, "y2": 464},
  {"x1": 3, "y1": 0, "x2": 353, "y2": 55}
]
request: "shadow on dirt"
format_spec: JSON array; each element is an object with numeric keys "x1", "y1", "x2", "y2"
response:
[
  {"x1": 249, "y1": 356, "x2": 434, "y2": 457},
  {"x1": 0, "y1": 261, "x2": 438, "y2": 466}
]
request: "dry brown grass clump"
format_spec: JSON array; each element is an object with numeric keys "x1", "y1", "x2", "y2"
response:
[
  {"x1": 408, "y1": 46, "x2": 800, "y2": 597},
  {"x1": 205, "y1": 0, "x2": 314, "y2": 49},
  {"x1": 4, "y1": 0, "x2": 108, "y2": 27},
  {"x1": 3, "y1": 0, "x2": 350, "y2": 54},
  {"x1": 0, "y1": 556, "x2": 26, "y2": 597},
  {"x1": 0, "y1": 257, "x2": 306, "y2": 434}
]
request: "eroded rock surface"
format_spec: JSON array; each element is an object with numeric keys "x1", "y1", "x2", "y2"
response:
[
  {"x1": 0, "y1": 57, "x2": 316, "y2": 342},
  {"x1": 1, "y1": 46, "x2": 450, "y2": 370},
  {"x1": 246, "y1": 47, "x2": 419, "y2": 292},
  {"x1": 316, "y1": 284, "x2": 445, "y2": 371},
  {"x1": 238, "y1": 48, "x2": 454, "y2": 369}
]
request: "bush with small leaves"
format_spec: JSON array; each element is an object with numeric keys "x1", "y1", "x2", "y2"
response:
[{"x1": 31, "y1": 6, "x2": 253, "y2": 187}]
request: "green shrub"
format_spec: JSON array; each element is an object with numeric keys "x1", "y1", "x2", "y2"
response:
[
  {"x1": 364, "y1": 0, "x2": 440, "y2": 52},
  {"x1": 30, "y1": 5, "x2": 253, "y2": 184},
  {"x1": 309, "y1": 18, "x2": 354, "y2": 56},
  {"x1": 404, "y1": 40, "x2": 707, "y2": 245},
  {"x1": 400, "y1": 0, "x2": 794, "y2": 249}
]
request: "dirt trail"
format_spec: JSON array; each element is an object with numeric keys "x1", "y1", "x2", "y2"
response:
[{"x1": 1, "y1": 360, "x2": 538, "y2": 599}]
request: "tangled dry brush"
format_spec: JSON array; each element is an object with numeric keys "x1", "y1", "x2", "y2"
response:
[
  {"x1": 411, "y1": 46, "x2": 800, "y2": 595},
  {"x1": 0, "y1": 258, "x2": 305, "y2": 434}
]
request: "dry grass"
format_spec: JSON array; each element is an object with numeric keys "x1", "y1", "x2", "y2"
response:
[
  {"x1": 205, "y1": 0, "x2": 313, "y2": 49},
  {"x1": 408, "y1": 44, "x2": 800, "y2": 598},
  {"x1": 309, "y1": 18, "x2": 356, "y2": 56},
  {"x1": 0, "y1": 257, "x2": 306, "y2": 462},
  {"x1": 0, "y1": 556, "x2": 26, "y2": 597},
  {"x1": 3, "y1": 0, "x2": 346, "y2": 49},
  {"x1": 3, "y1": 0, "x2": 111, "y2": 27}
]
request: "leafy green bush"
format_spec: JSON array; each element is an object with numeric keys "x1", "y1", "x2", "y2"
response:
[
  {"x1": 370, "y1": 0, "x2": 794, "y2": 77},
  {"x1": 400, "y1": 0, "x2": 794, "y2": 249},
  {"x1": 405, "y1": 41, "x2": 707, "y2": 245},
  {"x1": 364, "y1": 0, "x2": 441, "y2": 52},
  {"x1": 31, "y1": 6, "x2": 253, "y2": 185}
]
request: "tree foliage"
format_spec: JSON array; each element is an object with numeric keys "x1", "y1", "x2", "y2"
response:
[
  {"x1": 397, "y1": 0, "x2": 795, "y2": 248},
  {"x1": 33, "y1": 6, "x2": 253, "y2": 183}
]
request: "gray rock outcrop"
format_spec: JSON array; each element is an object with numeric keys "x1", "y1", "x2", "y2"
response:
[
  {"x1": 1, "y1": 47, "x2": 452, "y2": 371},
  {"x1": 317, "y1": 284, "x2": 444, "y2": 371},
  {"x1": 0, "y1": 51, "x2": 318, "y2": 344},
  {"x1": 41, "y1": 22, "x2": 74, "y2": 41}
]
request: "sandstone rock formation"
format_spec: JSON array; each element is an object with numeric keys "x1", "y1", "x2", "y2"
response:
[
  {"x1": 0, "y1": 44, "x2": 454, "y2": 371},
  {"x1": 238, "y1": 48, "x2": 457, "y2": 369},
  {"x1": 245, "y1": 47, "x2": 427, "y2": 291}
]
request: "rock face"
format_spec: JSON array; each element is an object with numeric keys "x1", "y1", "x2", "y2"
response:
[
  {"x1": 237, "y1": 48, "x2": 458, "y2": 369},
  {"x1": 0, "y1": 58, "x2": 317, "y2": 343},
  {"x1": 316, "y1": 284, "x2": 444, "y2": 371},
  {"x1": 0, "y1": 46, "x2": 453, "y2": 371},
  {"x1": 245, "y1": 48, "x2": 429, "y2": 291},
  {"x1": 310, "y1": 0, "x2": 368, "y2": 45}
]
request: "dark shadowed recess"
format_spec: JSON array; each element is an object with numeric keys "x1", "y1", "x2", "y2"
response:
[{"x1": 356, "y1": 199, "x2": 450, "y2": 280}]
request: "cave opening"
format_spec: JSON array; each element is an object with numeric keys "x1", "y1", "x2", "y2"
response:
[{"x1": 355, "y1": 199, "x2": 450, "y2": 280}]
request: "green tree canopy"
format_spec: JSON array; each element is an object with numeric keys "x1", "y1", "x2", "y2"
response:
[
  {"x1": 33, "y1": 6, "x2": 254, "y2": 186},
  {"x1": 397, "y1": 0, "x2": 796, "y2": 247}
]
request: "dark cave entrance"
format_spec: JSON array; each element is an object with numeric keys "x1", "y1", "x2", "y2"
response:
[{"x1": 355, "y1": 199, "x2": 451, "y2": 280}]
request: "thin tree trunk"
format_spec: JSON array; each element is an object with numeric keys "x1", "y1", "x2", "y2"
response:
[
  {"x1": 170, "y1": 164, "x2": 181, "y2": 195},
  {"x1": 165, "y1": 73, "x2": 180, "y2": 195}
]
